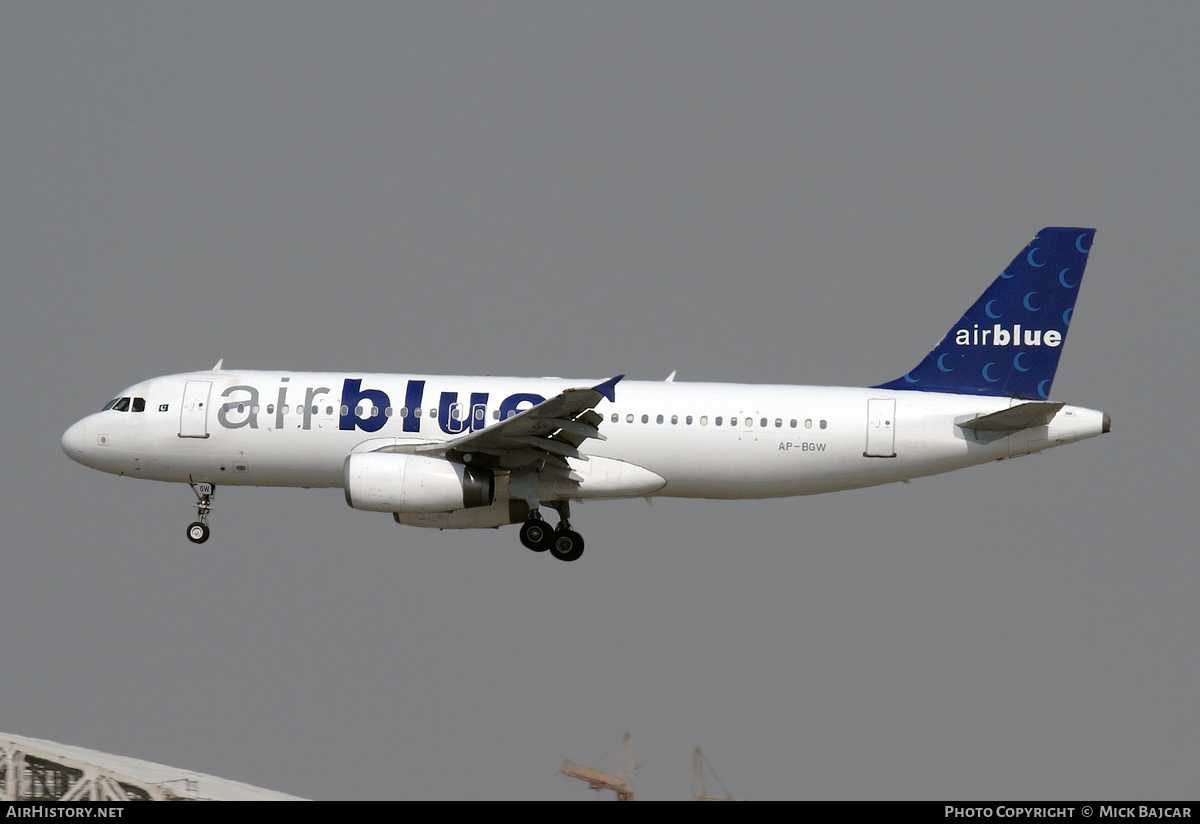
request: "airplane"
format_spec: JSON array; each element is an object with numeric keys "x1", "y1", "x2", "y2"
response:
[{"x1": 62, "y1": 227, "x2": 1109, "y2": 562}]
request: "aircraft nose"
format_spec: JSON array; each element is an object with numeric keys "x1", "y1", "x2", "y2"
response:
[{"x1": 61, "y1": 419, "x2": 90, "y2": 464}]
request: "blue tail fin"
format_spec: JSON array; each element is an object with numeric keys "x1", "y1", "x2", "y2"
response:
[{"x1": 874, "y1": 227, "x2": 1095, "y2": 400}]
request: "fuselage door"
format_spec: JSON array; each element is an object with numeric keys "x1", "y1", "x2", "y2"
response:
[
  {"x1": 865, "y1": 398, "x2": 896, "y2": 457},
  {"x1": 179, "y1": 380, "x2": 212, "y2": 439}
]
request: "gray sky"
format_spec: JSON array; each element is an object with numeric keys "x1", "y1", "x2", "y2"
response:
[{"x1": 3, "y1": 1, "x2": 1197, "y2": 800}]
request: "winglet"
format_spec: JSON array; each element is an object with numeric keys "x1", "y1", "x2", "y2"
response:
[{"x1": 592, "y1": 375, "x2": 623, "y2": 403}]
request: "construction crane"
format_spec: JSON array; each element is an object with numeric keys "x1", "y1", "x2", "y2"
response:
[
  {"x1": 692, "y1": 746, "x2": 737, "y2": 801},
  {"x1": 556, "y1": 730, "x2": 634, "y2": 801}
]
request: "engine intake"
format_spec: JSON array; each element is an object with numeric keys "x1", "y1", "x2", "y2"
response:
[{"x1": 344, "y1": 452, "x2": 495, "y2": 513}]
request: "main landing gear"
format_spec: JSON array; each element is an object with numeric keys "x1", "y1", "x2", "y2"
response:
[
  {"x1": 519, "y1": 501, "x2": 585, "y2": 562},
  {"x1": 186, "y1": 481, "x2": 214, "y2": 544}
]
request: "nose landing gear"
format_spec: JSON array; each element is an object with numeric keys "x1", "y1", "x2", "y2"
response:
[{"x1": 187, "y1": 481, "x2": 214, "y2": 544}]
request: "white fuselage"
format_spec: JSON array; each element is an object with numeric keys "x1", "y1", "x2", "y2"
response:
[{"x1": 61, "y1": 369, "x2": 1108, "y2": 504}]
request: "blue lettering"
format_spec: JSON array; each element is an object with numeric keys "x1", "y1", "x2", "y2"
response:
[
  {"x1": 439, "y1": 391, "x2": 489, "y2": 434},
  {"x1": 339, "y1": 379, "x2": 391, "y2": 433},
  {"x1": 498, "y1": 392, "x2": 545, "y2": 421},
  {"x1": 402, "y1": 380, "x2": 425, "y2": 433}
]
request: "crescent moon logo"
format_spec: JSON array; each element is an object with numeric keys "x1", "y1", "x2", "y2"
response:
[
  {"x1": 1037, "y1": 379, "x2": 1050, "y2": 399},
  {"x1": 1023, "y1": 291, "x2": 1041, "y2": 312},
  {"x1": 982, "y1": 362, "x2": 999, "y2": 382},
  {"x1": 937, "y1": 353, "x2": 955, "y2": 372},
  {"x1": 985, "y1": 299, "x2": 1003, "y2": 319},
  {"x1": 1076, "y1": 233, "x2": 1091, "y2": 254},
  {"x1": 1063, "y1": 307, "x2": 1073, "y2": 326},
  {"x1": 1058, "y1": 268, "x2": 1077, "y2": 288},
  {"x1": 902, "y1": 373, "x2": 919, "y2": 383},
  {"x1": 1000, "y1": 268, "x2": 1015, "y2": 279},
  {"x1": 1013, "y1": 352, "x2": 1030, "y2": 372},
  {"x1": 1027, "y1": 248, "x2": 1045, "y2": 267}
]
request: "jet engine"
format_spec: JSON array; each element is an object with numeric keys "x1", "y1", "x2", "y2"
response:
[{"x1": 344, "y1": 452, "x2": 495, "y2": 513}]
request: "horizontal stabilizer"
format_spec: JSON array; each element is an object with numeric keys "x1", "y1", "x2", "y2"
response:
[{"x1": 958, "y1": 402, "x2": 1064, "y2": 433}]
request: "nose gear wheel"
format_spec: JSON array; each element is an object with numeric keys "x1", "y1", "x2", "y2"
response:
[{"x1": 187, "y1": 480, "x2": 214, "y2": 544}]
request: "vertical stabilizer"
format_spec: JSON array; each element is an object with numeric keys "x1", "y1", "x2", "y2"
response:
[{"x1": 874, "y1": 227, "x2": 1094, "y2": 399}]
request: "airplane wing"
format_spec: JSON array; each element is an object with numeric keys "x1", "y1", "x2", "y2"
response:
[{"x1": 414, "y1": 376, "x2": 623, "y2": 480}]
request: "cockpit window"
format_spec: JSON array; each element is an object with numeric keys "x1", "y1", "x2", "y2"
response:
[{"x1": 103, "y1": 396, "x2": 146, "y2": 412}]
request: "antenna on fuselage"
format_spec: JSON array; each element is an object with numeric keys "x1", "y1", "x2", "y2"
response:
[{"x1": 211, "y1": 359, "x2": 224, "y2": 371}]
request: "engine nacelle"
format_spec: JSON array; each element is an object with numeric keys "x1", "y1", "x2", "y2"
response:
[{"x1": 344, "y1": 452, "x2": 495, "y2": 513}]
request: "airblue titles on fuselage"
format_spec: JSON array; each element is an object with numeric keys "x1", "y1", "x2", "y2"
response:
[{"x1": 216, "y1": 378, "x2": 546, "y2": 435}]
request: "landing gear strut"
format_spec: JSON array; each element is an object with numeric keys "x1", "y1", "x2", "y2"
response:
[
  {"x1": 522, "y1": 501, "x2": 585, "y2": 562},
  {"x1": 187, "y1": 481, "x2": 214, "y2": 544}
]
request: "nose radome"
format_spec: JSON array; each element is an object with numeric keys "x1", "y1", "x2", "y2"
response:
[{"x1": 61, "y1": 419, "x2": 89, "y2": 463}]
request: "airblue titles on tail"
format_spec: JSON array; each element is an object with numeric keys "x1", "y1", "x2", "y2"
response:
[{"x1": 875, "y1": 227, "x2": 1095, "y2": 399}]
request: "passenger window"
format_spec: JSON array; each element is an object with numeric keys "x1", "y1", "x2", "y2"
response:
[
  {"x1": 760, "y1": 418, "x2": 767, "y2": 428},
  {"x1": 384, "y1": 407, "x2": 393, "y2": 417},
  {"x1": 745, "y1": 418, "x2": 753, "y2": 427},
  {"x1": 656, "y1": 414, "x2": 664, "y2": 424},
  {"x1": 805, "y1": 418, "x2": 812, "y2": 429},
  {"x1": 611, "y1": 413, "x2": 618, "y2": 423},
  {"x1": 626, "y1": 414, "x2": 634, "y2": 423},
  {"x1": 685, "y1": 416, "x2": 692, "y2": 425},
  {"x1": 820, "y1": 420, "x2": 828, "y2": 429},
  {"x1": 790, "y1": 419, "x2": 797, "y2": 428},
  {"x1": 700, "y1": 416, "x2": 708, "y2": 426},
  {"x1": 715, "y1": 417, "x2": 722, "y2": 426},
  {"x1": 775, "y1": 419, "x2": 782, "y2": 428},
  {"x1": 641, "y1": 414, "x2": 649, "y2": 424}
]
